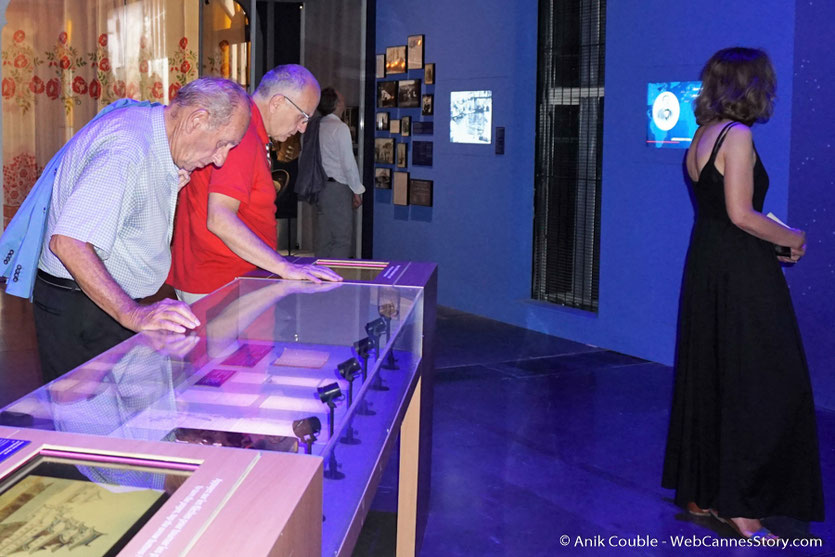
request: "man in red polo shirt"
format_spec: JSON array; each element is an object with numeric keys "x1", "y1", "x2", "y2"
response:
[{"x1": 169, "y1": 64, "x2": 341, "y2": 303}]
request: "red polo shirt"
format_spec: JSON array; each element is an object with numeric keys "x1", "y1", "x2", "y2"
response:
[{"x1": 168, "y1": 101, "x2": 277, "y2": 294}]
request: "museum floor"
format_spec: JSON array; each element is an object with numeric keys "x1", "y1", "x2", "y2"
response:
[{"x1": 1, "y1": 292, "x2": 833, "y2": 556}]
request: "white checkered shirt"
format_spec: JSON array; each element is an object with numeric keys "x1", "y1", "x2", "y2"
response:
[{"x1": 39, "y1": 104, "x2": 180, "y2": 298}]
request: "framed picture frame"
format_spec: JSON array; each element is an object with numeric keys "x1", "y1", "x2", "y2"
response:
[
  {"x1": 421, "y1": 94, "x2": 434, "y2": 116},
  {"x1": 374, "y1": 137, "x2": 395, "y2": 165},
  {"x1": 375, "y1": 167, "x2": 392, "y2": 189},
  {"x1": 376, "y1": 112, "x2": 390, "y2": 131},
  {"x1": 398, "y1": 79, "x2": 421, "y2": 108},
  {"x1": 412, "y1": 141, "x2": 433, "y2": 166},
  {"x1": 396, "y1": 142, "x2": 408, "y2": 168},
  {"x1": 393, "y1": 171, "x2": 410, "y2": 206},
  {"x1": 409, "y1": 179, "x2": 433, "y2": 207},
  {"x1": 376, "y1": 54, "x2": 386, "y2": 79},
  {"x1": 401, "y1": 116, "x2": 411, "y2": 137},
  {"x1": 377, "y1": 81, "x2": 397, "y2": 108},
  {"x1": 390, "y1": 119, "x2": 401, "y2": 134},
  {"x1": 424, "y1": 63, "x2": 435, "y2": 85},
  {"x1": 412, "y1": 121, "x2": 434, "y2": 135},
  {"x1": 385, "y1": 45, "x2": 407, "y2": 75},
  {"x1": 407, "y1": 34, "x2": 424, "y2": 70}
]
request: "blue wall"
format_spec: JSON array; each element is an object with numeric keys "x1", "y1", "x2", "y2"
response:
[
  {"x1": 787, "y1": 3, "x2": 835, "y2": 409},
  {"x1": 374, "y1": 2, "x2": 803, "y2": 373}
]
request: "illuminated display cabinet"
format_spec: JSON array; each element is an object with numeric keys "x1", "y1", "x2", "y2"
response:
[{"x1": 0, "y1": 260, "x2": 437, "y2": 557}]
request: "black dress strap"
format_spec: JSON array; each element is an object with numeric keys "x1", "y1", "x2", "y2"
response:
[{"x1": 707, "y1": 122, "x2": 738, "y2": 166}]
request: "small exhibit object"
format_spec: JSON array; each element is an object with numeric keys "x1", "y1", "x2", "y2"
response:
[
  {"x1": 375, "y1": 54, "x2": 385, "y2": 79},
  {"x1": 425, "y1": 63, "x2": 435, "y2": 85},
  {"x1": 412, "y1": 141, "x2": 433, "y2": 166},
  {"x1": 421, "y1": 94, "x2": 434, "y2": 115},
  {"x1": 196, "y1": 368, "x2": 237, "y2": 387},
  {"x1": 375, "y1": 167, "x2": 392, "y2": 189},
  {"x1": 221, "y1": 343, "x2": 273, "y2": 367},
  {"x1": 385, "y1": 45, "x2": 406, "y2": 75},
  {"x1": 495, "y1": 126, "x2": 505, "y2": 154},
  {"x1": 376, "y1": 111, "x2": 390, "y2": 131},
  {"x1": 401, "y1": 116, "x2": 411, "y2": 137},
  {"x1": 272, "y1": 347, "x2": 330, "y2": 369},
  {"x1": 393, "y1": 171, "x2": 410, "y2": 206},
  {"x1": 398, "y1": 79, "x2": 421, "y2": 108},
  {"x1": 377, "y1": 81, "x2": 397, "y2": 108},
  {"x1": 374, "y1": 137, "x2": 395, "y2": 164},
  {"x1": 390, "y1": 118, "x2": 401, "y2": 134},
  {"x1": 396, "y1": 142, "x2": 408, "y2": 168},
  {"x1": 409, "y1": 179, "x2": 433, "y2": 207},
  {"x1": 407, "y1": 34, "x2": 424, "y2": 70}
]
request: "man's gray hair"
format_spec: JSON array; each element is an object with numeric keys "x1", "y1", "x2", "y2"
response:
[
  {"x1": 254, "y1": 64, "x2": 320, "y2": 101},
  {"x1": 170, "y1": 77, "x2": 250, "y2": 128}
]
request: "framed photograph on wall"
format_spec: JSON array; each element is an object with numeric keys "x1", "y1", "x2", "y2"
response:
[
  {"x1": 412, "y1": 121, "x2": 434, "y2": 135},
  {"x1": 412, "y1": 141, "x2": 433, "y2": 166},
  {"x1": 425, "y1": 63, "x2": 435, "y2": 85},
  {"x1": 390, "y1": 119, "x2": 401, "y2": 134},
  {"x1": 393, "y1": 171, "x2": 410, "y2": 205},
  {"x1": 376, "y1": 54, "x2": 386, "y2": 79},
  {"x1": 375, "y1": 167, "x2": 392, "y2": 189},
  {"x1": 385, "y1": 45, "x2": 407, "y2": 75},
  {"x1": 398, "y1": 80, "x2": 421, "y2": 108},
  {"x1": 396, "y1": 142, "x2": 408, "y2": 168},
  {"x1": 407, "y1": 34, "x2": 424, "y2": 70},
  {"x1": 422, "y1": 94, "x2": 434, "y2": 116},
  {"x1": 374, "y1": 137, "x2": 395, "y2": 165},
  {"x1": 377, "y1": 81, "x2": 397, "y2": 108},
  {"x1": 409, "y1": 179, "x2": 433, "y2": 207},
  {"x1": 376, "y1": 112, "x2": 390, "y2": 131},
  {"x1": 450, "y1": 90, "x2": 493, "y2": 144},
  {"x1": 401, "y1": 116, "x2": 411, "y2": 137}
]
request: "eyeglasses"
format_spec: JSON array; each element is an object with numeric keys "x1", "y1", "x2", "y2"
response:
[{"x1": 284, "y1": 95, "x2": 312, "y2": 124}]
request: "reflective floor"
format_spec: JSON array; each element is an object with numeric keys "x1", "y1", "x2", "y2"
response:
[{"x1": 2, "y1": 292, "x2": 832, "y2": 556}]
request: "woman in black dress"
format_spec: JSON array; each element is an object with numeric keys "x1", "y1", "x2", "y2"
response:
[{"x1": 662, "y1": 47, "x2": 824, "y2": 539}]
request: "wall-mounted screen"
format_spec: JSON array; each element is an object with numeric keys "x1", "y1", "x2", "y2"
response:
[
  {"x1": 450, "y1": 90, "x2": 492, "y2": 144},
  {"x1": 646, "y1": 81, "x2": 701, "y2": 149}
]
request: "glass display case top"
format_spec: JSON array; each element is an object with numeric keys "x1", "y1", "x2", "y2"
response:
[{"x1": 0, "y1": 279, "x2": 424, "y2": 458}]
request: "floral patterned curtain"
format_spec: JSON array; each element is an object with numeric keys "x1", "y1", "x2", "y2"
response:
[{"x1": 1, "y1": 0, "x2": 200, "y2": 228}]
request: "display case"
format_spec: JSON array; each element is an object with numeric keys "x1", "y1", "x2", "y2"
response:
[{"x1": 1, "y1": 275, "x2": 434, "y2": 557}]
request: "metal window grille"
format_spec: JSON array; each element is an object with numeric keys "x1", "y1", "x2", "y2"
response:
[{"x1": 532, "y1": 0, "x2": 605, "y2": 312}]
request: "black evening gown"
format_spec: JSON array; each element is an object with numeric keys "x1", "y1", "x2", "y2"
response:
[{"x1": 662, "y1": 122, "x2": 824, "y2": 522}]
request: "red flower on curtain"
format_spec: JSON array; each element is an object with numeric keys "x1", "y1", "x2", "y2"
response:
[
  {"x1": 46, "y1": 78, "x2": 60, "y2": 99},
  {"x1": 13, "y1": 30, "x2": 25, "y2": 44},
  {"x1": 29, "y1": 76, "x2": 44, "y2": 94},
  {"x1": 168, "y1": 36, "x2": 197, "y2": 101},
  {"x1": 179, "y1": 37, "x2": 188, "y2": 50},
  {"x1": 141, "y1": 36, "x2": 148, "y2": 49},
  {"x1": 126, "y1": 82, "x2": 138, "y2": 99},
  {"x1": 113, "y1": 80, "x2": 126, "y2": 97},
  {"x1": 59, "y1": 56, "x2": 70, "y2": 69},
  {"x1": 2, "y1": 78, "x2": 15, "y2": 98},
  {"x1": 99, "y1": 57, "x2": 111, "y2": 72},
  {"x1": 89, "y1": 79, "x2": 101, "y2": 99},
  {"x1": 169, "y1": 83, "x2": 181, "y2": 99},
  {"x1": 13, "y1": 54, "x2": 28, "y2": 68},
  {"x1": 180, "y1": 60, "x2": 191, "y2": 74},
  {"x1": 98, "y1": 33, "x2": 108, "y2": 47},
  {"x1": 151, "y1": 81, "x2": 163, "y2": 99},
  {"x1": 58, "y1": 31, "x2": 68, "y2": 45},
  {"x1": 139, "y1": 60, "x2": 149, "y2": 74},
  {"x1": 72, "y1": 76, "x2": 87, "y2": 95},
  {"x1": 3, "y1": 154, "x2": 43, "y2": 207}
]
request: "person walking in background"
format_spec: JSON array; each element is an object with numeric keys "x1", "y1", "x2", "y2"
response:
[{"x1": 308, "y1": 87, "x2": 365, "y2": 259}]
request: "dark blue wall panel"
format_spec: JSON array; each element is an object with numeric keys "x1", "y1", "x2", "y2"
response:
[
  {"x1": 788, "y1": 3, "x2": 835, "y2": 409},
  {"x1": 374, "y1": 1, "x2": 806, "y2": 381}
]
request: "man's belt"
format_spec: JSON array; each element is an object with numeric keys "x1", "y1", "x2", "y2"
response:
[{"x1": 37, "y1": 269, "x2": 82, "y2": 291}]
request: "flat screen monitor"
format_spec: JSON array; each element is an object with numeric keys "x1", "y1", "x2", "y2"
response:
[
  {"x1": 646, "y1": 81, "x2": 701, "y2": 149},
  {"x1": 450, "y1": 90, "x2": 492, "y2": 144}
]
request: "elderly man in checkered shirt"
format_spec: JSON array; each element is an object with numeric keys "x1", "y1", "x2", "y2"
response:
[{"x1": 33, "y1": 77, "x2": 251, "y2": 384}]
